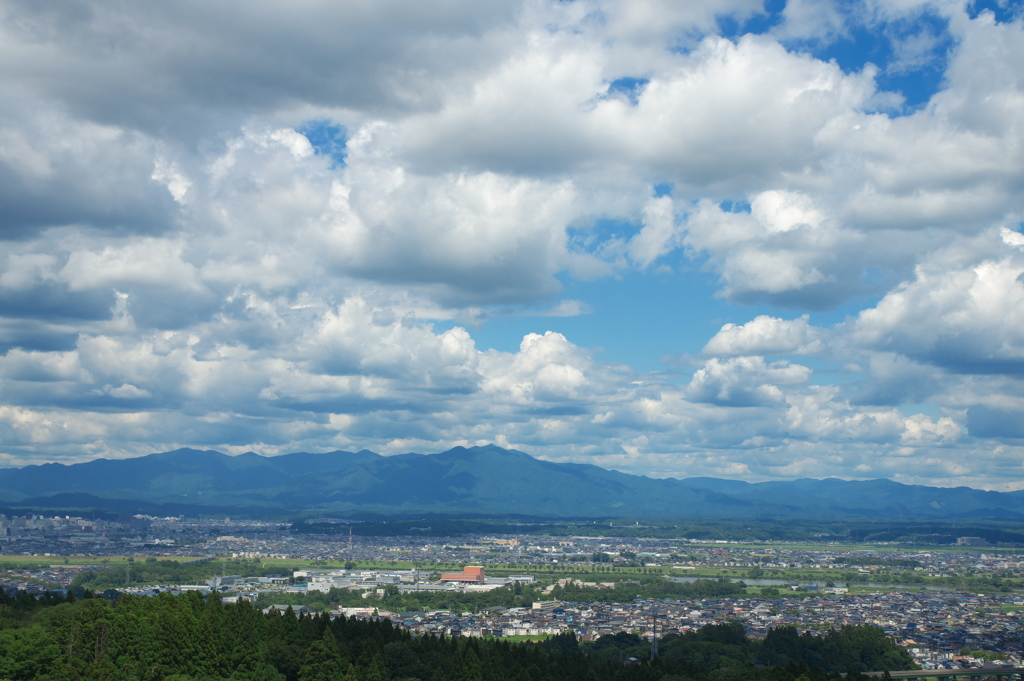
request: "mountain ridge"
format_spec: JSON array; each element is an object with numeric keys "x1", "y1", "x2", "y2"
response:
[{"x1": 0, "y1": 444, "x2": 1021, "y2": 519}]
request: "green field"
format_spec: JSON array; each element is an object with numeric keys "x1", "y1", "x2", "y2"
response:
[{"x1": 0, "y1": 555, "x2": 203, "y2": 568}]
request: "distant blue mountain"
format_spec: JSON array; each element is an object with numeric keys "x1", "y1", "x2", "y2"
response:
[{"x1": 0, "y1": 444, "x2": 1021, "y2": 519}]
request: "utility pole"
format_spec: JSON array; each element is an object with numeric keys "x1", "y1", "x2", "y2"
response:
[
  {"x1": 650, "y1": 608, "x2": 659, "y2": 661},
  {"x1": 125, "y1": 561, "x2": 130, "y2": 586}
]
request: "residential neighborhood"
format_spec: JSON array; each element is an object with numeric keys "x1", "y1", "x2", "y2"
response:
[{"x1": 352, "y1": 588, "x2": 1024, "y2": 669}]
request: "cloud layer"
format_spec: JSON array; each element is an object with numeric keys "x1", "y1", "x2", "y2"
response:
[{"x1": 2, "y1": 0, "x2": 1024, "y2": 489}]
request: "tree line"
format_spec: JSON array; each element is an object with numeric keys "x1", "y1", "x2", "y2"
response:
[
  {"x1": 0, "y1": 587, "x2": 915, "y2": 681},
  {"x1": 584, "y1": 621, "x2": 916, "y2": 674}
]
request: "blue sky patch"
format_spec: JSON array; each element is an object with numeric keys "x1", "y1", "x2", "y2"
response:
[
  {"x1": 606, "y1": 77, "x2": 649, "y2": 105},
  {"x1": 967, "y1": 0, "x2": 1021, "y2": 23},
  {"x1": 716, "y1": 0, "x2": 785, "y2": 39},
  {"x1": 297, "y1": 120, "x2": 348, "y2": 167},
  {"x1": 719, "y1": 199, "x2": 752, "y2": 214},
  {"x1": 787, "y1": 8, "x2": 953, "y2": 111},
  {"x1": 653, "y1": 182, "x2": 674, "y2": 198}
]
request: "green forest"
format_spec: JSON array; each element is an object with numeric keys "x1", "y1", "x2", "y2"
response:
[
  {"x1": 585, "y1": 622, "x2": 915, "y2": 673},
  {"x1": 0, "y1": 588, "x2": 915, "y2": 681}
]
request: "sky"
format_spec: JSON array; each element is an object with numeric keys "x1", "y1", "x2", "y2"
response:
[{"x1": 1, "y1": 0, "x2": 1024, "y2": 490}]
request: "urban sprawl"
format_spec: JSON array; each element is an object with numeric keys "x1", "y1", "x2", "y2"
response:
[{"x1": 3, "y1": 514, "x2": 1024, "y2": 673}]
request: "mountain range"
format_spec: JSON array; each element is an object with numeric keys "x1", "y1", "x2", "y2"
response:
[{"x1": 0, "y1": 444, "x2": 1021, "y2": 519}]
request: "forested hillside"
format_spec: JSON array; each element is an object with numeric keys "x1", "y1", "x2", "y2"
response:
[
  {"x1": 5, "y1": 445, "x2": 1024, "y2": 519},
  {"x1": 0, "y1": 589, "x2": 914, "y2": 681},
  {"x1": 584, "y1": 622, "x2": 915, "y2": 674}
]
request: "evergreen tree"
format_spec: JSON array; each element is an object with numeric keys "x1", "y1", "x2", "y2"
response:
[{"x1": 297, "y1": 629, "x2": 346, "y2": 681}]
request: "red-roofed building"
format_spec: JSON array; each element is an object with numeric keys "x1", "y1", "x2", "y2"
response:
[{"x1": 441, "y1": 566, "x2": 486, "y2": 584}]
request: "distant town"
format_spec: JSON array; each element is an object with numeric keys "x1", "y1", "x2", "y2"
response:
[{"x1": 4, "y1": 512, "x2": 1024, "y2": 673}]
